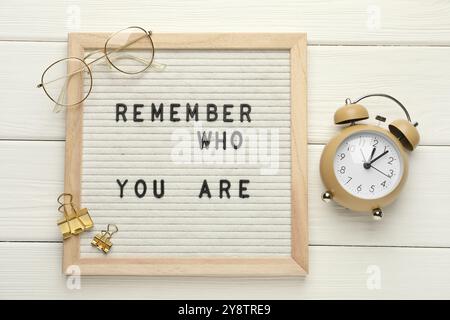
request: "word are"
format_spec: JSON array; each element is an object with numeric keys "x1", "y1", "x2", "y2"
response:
[
  {"x1": 199, "y1": 179, "x2": 250, "y2": 199},
  {"x1": 115, "y1": 102, "x2": 252, "y2": 123}
]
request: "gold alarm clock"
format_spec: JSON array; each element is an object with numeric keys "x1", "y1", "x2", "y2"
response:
[{"x1": 320, "y1": 94, "x2": 420, "y2": 219}]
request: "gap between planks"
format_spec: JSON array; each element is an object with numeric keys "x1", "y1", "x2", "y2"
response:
[
  {"x1": 2, "y1": 38, "x2": 450, "y2": 48},
  {"x1": 1, "y1": 240, "x2": 450, "y2": 251}
]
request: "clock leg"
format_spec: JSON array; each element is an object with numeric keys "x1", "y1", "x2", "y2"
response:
[
  {"x1": 372, "y1": 208, "x2": 383, "y2": 220},
  {"x1": 321, "y1": 191, "x2": 333, "y2": 202}
]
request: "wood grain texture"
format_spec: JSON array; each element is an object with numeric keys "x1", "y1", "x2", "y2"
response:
[
  {"x1": 2, "y1": 43, "x2": 449, "y2": 145},
  {"x1": 1, "y1": 0, "x2": 450, "y2": 44},
  {"x1": 62, "y1": 34, "x2": 85, "y2": 271},
  {"x1": 1, "y1": 242, "x2": 450, "y2": 299},
  {"x1": 1, "y1": 141, "x2": 449, "y2": 248},
  {"x1": 77, "y1": 33, "x2": 305, "y2": 49},
  {"x1": 290, "y1": 36, "x2": 308, "y2": 272}
]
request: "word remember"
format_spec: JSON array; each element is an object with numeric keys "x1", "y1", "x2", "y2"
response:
[{"x1": 115, "y1": 103, "x2": 252, "y2": 123}]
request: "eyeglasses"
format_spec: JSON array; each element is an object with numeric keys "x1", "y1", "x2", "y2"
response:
[{"x1": 37, "y1": 26, "x2": 166, "y2": 112}]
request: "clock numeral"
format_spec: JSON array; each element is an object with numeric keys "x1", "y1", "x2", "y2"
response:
[
  {"x1": 357, "y1": 184, "x2": 362, "y2": 192},
  {"x1": 339, "y1": 166, "x2": 346, "y2": 174},
  {"x1": 345, "y1": 176, "x2": 352, "y2": 185},
  {"x1": 388, "y1": 169, "x2": 394, "y2": 178},
  {"x1": 387, "y1": 157, "x2": 395, "y2": 165},
  {"x1": 372, "y1": 138, "x2": 379, "y2": 147},
  {"x1": 339, "y1": 153, "x2": 346, "y2": 160},
  {"x1": 348, "y1": 145, "x2": 356, "y2": 152},
  {"x1": 369, "y1": 185, "x2": 375, "y2": 193},
  {"x1": 381, "y1": 180, "x2": 387, "y2": 188},
  {"x1": 384, "y1": 145, "x2": 388, "y2": 153}
]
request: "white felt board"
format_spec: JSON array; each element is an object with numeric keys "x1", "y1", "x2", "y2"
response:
[{"x1": 79, "y1": 49, "x2": 292, "y2": 258}]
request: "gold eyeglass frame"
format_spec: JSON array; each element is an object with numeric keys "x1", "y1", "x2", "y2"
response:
[{"x1": 37, "y1": 26, "x2": 164, "y2": 111}]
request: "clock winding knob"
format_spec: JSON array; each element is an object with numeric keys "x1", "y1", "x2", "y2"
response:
[
  {"x1": 321, "y1": 191, "x2": 333, "y2": 203},
  {"x1": 372, "y1": 208, "x2": 383, "y2": 220}
]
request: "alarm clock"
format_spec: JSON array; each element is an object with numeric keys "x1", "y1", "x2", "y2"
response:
[{"x1": 320, "y1": 94, "x2": 420, "y2": 220}]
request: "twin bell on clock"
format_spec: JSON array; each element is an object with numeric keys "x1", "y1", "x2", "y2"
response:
[{"x1": 320, "y1": 93, "x2": 420, "y2": 220}]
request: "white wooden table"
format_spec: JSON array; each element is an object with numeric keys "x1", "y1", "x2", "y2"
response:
[{"x1": 1, "y1": 0, "x2": 450, "y2": 299}]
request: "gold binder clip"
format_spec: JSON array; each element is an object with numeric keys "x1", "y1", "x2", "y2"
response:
[
  {"x1": 91, "y1": 224, "x2": 118, "y2": 254},
  {"x1": 57, "y1": 193, "x2": 94, "y2": 239}
]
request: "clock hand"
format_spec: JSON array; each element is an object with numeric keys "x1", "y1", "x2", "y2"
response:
[
  {"x1": 363, "y1": 147, "x2": 377, "y2": 169},
  {"x1": 370, "y1": 149, "x2": 389, "y2": 165},
  {"x1": 371, "y1": 164, "x2": 391, "y2": 179},
  {"x1": 368, "y1": 147, "x2": 376, "y2": 162}
]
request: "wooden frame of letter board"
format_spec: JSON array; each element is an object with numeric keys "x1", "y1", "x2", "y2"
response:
[{"x1": 63, "y1": 33, "x2": 308, "y2": 276}]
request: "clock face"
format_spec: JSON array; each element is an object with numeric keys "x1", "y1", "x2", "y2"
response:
[{"x1": 333, "y1": 131, "x2": 404, "y2": 199}]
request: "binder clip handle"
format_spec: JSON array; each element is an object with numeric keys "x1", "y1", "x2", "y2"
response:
[
  {"x1": 106, "y1": 224, "x2": 119, "y2": 237},
  {"x1": 98, "y1": 224, "x2": 118, "y2": 241},
  {"x1": 57, "y1": 193, "x2": 78, "y2": 217},
  {"x1": 57, "y1": 193, "x2": 73, "y2": 206}
]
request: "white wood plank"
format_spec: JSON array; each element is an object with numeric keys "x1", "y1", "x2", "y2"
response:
[
  {"x1": 308, "y1": 46, "x2": 450, "y2": 147},
  {"x1": 1, "y1": 140, "x2": 450, "y2": 248},
  {"x1": 0, "y1": 42, "x2": 66, "y2": 140},
  {"x1": 1, "y1": 42, "x2": 449, "y2": 145},
  {"x1": 1, "y1": 0, "x2": 450, "y2": 44},
  {"x1": 0, "y1": 141, "x2": 64, "y2": 241},
  {"x1": 1, "y1": 242, "x2": 449, "y2": 299}
]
